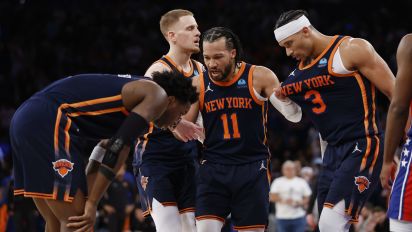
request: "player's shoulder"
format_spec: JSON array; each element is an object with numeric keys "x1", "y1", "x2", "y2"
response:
[{"x1": 145, "y1": 60, "x2": 172, "y2": 78}]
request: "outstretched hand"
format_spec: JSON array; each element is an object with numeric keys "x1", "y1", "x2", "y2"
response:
[
  {"x1": 172, "y1": 119, "x2": 204, "y2": 143},
  {"x1": 67, "y1": 200, "x2": 97, "y2": 232}
]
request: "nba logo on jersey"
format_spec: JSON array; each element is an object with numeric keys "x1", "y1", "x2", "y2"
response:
[
  {"x1": 318, "y1": 58, "x2": 328, "y2": 68},
  {"x1": 237, "y1": 79, "x2": 247, "y2": 88},
  {"x1": 52, "y1": 159, "x2": 74, "y2": 178},
  {"x1": 354, "y1": 176, "x2": 370, "y2": 193}
]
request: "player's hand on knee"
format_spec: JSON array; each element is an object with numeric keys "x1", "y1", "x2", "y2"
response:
[
  {"x1": 67, "y1": 200, "x2": 97, "y2": 232},
  {"x1": 172, "y1": 119, "x2": 204, "y2": 142}
]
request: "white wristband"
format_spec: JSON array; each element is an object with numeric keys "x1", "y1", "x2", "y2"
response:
[
  {"x1": 89, "y1": 145, "x2": 106, "y2": 163},
  {"x1": 269, "y1": 93, "x2": 302, "y2": 123}
]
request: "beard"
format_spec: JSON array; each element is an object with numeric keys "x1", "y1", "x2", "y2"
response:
[{"x1": 209, "y1": 63, "x2": 233, "y2": 82}]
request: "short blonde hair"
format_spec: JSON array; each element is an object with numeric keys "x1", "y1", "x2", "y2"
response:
[{"x1": 160, "y1": 9, "x2": 193, "y2": 38}]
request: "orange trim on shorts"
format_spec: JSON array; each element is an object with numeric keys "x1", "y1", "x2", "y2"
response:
[
  {"x1": 160, "y1": 202, "x2": 178, "y2": 207},
  {"x1": 163, "y1": 55, "x2": 194, "y2": 77},
  {"x1": 368, "y1": 135, "x2": 380, "y2": 175},
  {"x1": 247, "y1": 65, "x2": 264, "y2": 106},
  {"x1": 199, "y1": 71, "x2": 205, "y2": 111},
  {"x1": 0, "y1": 204, "x2": 8, "y2": 232},
  {"x1": 324, "y1": 202, "x2": 334, "y2": 209},
  {"x1": 179, "y1": 207, "x2": 195, "y2": 214},
  {"x1": 210, "y1": 62, "x2": 246, "y2": 87},
  {"x1": 299, "y1": 35, "x2": 339, "y2": 70},
  {"x1": 233, "y1": 225, "x2": 266, "y2": 230},
  {"x1": 54, "y1": 95, "x2": 124, "y2": 154},
  {"x1": 196, "y1": 215, "x2": 225, "y2": 223},
  {"x1": 64, "y1": 118, "x2": 72, "y2": 154},
  {"x1": 14, "y1": 190, "x2": 73, "y2": 202}
]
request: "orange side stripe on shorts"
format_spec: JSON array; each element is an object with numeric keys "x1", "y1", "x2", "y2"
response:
[
  {"x1": 54, "y1": 95, "x2": 123, "y2": 154},
  {"x1": 67, "y1": 107, "x2": 127, "y2": 117},
  {"x1": 179, "y1": 207, "x2": 195, "y2": 214},
  {"x1": 64, "y1": 117, "x2": 72, "y2": 155},
  {"x1": 233, "y1": 225, "x2": 266, "y2": 230},
  {"x1": 161, "y1": 202, "x2": 177, "y2": 207},
  {"x1": 196, "y1": 215, "x2": 225, "y2": 222},
  {"x1": 324, "y1": 203, "x2": 334, "y2": 209},
  {"x1": 369, "y1": 135, "x2": 380, "y2": 175}
]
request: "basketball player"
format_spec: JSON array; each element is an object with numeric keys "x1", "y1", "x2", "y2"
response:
[
  {"x1": 10, "y1": 71, "x2": 198, "y2": 232},
  {"x1": 135, "y1": 9, "x2": 202, "y2": 232},
  {"x1": 178, "y1": 26, "x2": 301, "y2": 232},
  {"x1": 380, "y1": 33, "x2": 412, "y2": 232},
  {"x1": 273, "y1": 10, "x2": 395, "y2": 232}
]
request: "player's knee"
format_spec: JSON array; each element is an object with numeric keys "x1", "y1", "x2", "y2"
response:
[
  {"x1": 318, "y1": 206, "x2": 351, "y2": 232},
  {"x1": 196, "y1": 219, "x2": 224, "y2": 232},
  {"x1": 151, "y1": 198, "x2": 182, "y2": 232},
  {"x1": 180, "y1": 212, "x2": 196, "y2": 232}
]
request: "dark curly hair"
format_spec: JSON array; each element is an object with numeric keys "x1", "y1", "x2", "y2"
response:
[
  {"x1": 200, "y1": 27, "x2": 243, "y2": 65},
  {"x1": 152, "y1": 70, "x2": 198, "y2": 104},
  {"x1": 275, "y1": 9, "x2": 309, "y2": 29}
]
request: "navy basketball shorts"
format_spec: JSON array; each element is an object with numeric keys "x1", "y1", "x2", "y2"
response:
[
  {"x1": 10, "y1": 97, "x2": 88, "y2": 202},
  {"x1": 195, "y1": 159, "x2": 270, "y2": 231},
  {"x1": 136, "y1": 161, "x2": 197, "y2": 216},
  {"x1": 317, "y1": 136, "x2": 383, "y2": 223}
]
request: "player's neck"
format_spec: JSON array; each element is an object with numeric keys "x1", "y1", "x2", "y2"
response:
[
  {"x1": 311, "y1": 33, "x2": 335, "y2": 59},
  {"x1": 222, "y1": 63, "x2": 240, "y2": 82},
  {"x1": 166, "y1": 47, "x2": 192, "y2": 70}
]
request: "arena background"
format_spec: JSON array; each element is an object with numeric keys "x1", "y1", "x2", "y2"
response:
[{"x1": 0, "y1": 0, "x2": 411, "y2": 231}]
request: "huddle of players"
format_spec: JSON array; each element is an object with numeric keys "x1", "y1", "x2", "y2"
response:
[{"x1": 10, "y1": 7, "x2": 412, "y2": 232}]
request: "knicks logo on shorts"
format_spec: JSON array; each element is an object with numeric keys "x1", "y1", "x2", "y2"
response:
[
  {"x1": 52, "y1": 159, "x2": 74, "y2": 178},
  {"x1": 354, "y1": 176, "x2": 370, "y2": 193}
]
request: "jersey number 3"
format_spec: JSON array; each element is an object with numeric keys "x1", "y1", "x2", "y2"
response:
[
  {"x1": 220, "y1": 113, "x2": 240, "y2": 139},
  {"x1": 305, "y1": 90, "x2": 326, "y2": 114}
]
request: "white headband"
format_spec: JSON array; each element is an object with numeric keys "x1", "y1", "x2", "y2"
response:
[{"x1": 274, "y1": 15, "x2": 311, "y2": 42}]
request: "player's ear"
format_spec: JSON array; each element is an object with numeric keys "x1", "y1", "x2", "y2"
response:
[
  {"x1": 230, "y1": 49, "x2": 236, "y2": 59},
  {"x1": 167, "y1": 31, "x2": 176, "y2": 43},
  {"x1": 167, "y1": 96, "x2": 177, "y2": 106}
]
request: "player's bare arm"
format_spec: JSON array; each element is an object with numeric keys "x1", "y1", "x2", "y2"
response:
[
  {"x1": 380, "y1": 34, "x2": 412, "y2": 189},
  {"x1": 253, "y1": 66, "x2": 302, "y2": 122},
  {"x1": 340, "y1": 38, "x2": 395, "y2": 100},
  {"x1": 68, "y1": 81, "x2": 168, "y2": 232}
]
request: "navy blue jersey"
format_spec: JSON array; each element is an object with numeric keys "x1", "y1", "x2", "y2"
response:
[
  {"x1": 135, "y1": 56, "x2": 203, "y2": 167},
  {"x1": 199, "y1": 62, "x2": 269, "y2": 164},
  {"x1": 33, "y1": 74, "x2": 143, "y2": 139},
  {"x1": 281, "y1": 36, "x2": 381, "y2": 145}
]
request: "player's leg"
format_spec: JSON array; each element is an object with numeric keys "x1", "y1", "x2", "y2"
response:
[
  {"x1": 176, "y1": 162, "x2": 197, "y2": 232},
  {"x1": 319, "y1": 137, "x2": 383, "y2": 232},
  {"x1": 180, "y1": 212, "x2": 196, "y2": 232},
  {"x1": 318, "y1": 200, "x2": 351, "y2": 232},
  {"x1": 150, "y1": 198, "x2": 182, "y2": 232},
  {"x1": 196, "y1": 162, "x2": 230, "y2": 232},
  {"x1": 33, "y1": 198, "x2": 60, "y2": 232},
  {"x1": 196, "y1": 219, "x2": 224, "y2": 232},
  {"x1": 138, "y1": 168, "x2": 184, "y2": 232},
  {"x1": 45, "y1": 189, "x2": 86, "y2": 232},
  {"x1": 231, "y1": 160, "x2": 269, "y2": 232}
]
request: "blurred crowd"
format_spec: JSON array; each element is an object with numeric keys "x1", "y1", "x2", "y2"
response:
[{"x1": 0, "y1": 0, "x2": 411, "y2": 231}]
